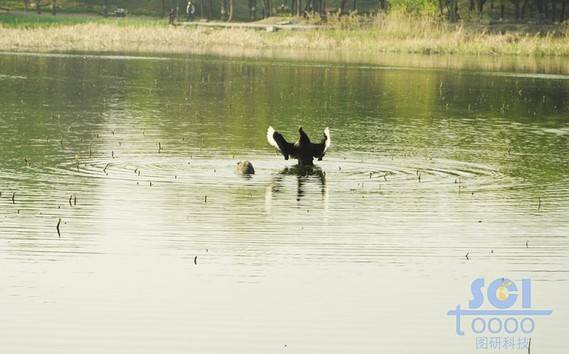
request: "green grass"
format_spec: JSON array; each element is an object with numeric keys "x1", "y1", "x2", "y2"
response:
[
  {"x1": 0, "y1": 12, "x2": 164, "y2": 29},
  {"x1": 0, "y1": 0, "x2": 162, "y2": 16},
  {"x1": 0, "y1": 13, "x2": 94, "y2": 28}
]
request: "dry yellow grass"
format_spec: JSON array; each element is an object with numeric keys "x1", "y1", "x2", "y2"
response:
[
  {"x1": 0, "y1": 23, "x2": 264, "y2": 53},
  {"x1": 1, "y1": 13, "x2": 569, "y2": 57}
]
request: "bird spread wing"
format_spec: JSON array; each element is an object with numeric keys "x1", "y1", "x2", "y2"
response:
[
  {"x1": 267, "y1": 126, "x2": 295, "y2": 160},
  {"x1": 311, "y1": 127, "x2": 331, "y2": 160}
]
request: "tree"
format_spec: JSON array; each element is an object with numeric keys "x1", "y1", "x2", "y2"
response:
[
  {"x1": 446, "y1": 0, "x2": 459, "y2": 21},
  {"x1": 249, "y1": 0, "x2": 257, "y2": 20},
  {"x1": 228, "y1": 0, "x2": 234, "y2": 20},
  {"x1": 476, "y1": 0, "x2": 487, "y2": 14},
  {"x1": 340, "y1": 0, "x2": 348, "y2": 13},
  {"x1": 263, "y1": 0, "x2": 272, "y2": 17},
  {"x1": 510, "y1": 0, "x2": 521, "y2": 19},
  {"x1": 221, "y1": 0, "x2": 227, "y2": 19},
  {"x1": 520, "y1": 0, "x2": 530, "y2": 19}
]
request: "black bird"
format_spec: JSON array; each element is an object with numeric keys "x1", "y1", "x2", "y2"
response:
[{"x1": 267, "y1": 126, "x2": 331, "y2": 166}]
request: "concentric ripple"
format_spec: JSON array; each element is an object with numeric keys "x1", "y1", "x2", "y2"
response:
[{"x1": 2, "y1": 52, "x2": 569, "y2": 354}]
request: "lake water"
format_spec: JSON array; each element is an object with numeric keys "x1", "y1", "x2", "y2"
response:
[{"x1": 0, "y1": 52, "x2": 568, "y2": 353}]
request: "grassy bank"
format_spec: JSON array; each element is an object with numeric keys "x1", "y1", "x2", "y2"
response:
[
  {"x1": 0, "y1": 12, "x2": 164, "y2": 28},
  {"x1": 1, "y1": 12, "x2": 569, "y2": 57}
]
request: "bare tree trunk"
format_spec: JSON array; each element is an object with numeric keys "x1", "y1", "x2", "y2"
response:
[
  {"x1": 448, "y1": 0, "x2": 459, "y2": 21},
  {"x1": 228, "y1": 0, "x2": 234, "y2": 21},
  {"x1": 521, "y1": 0, "x2": 529, "y2": 18},
  {"x1": 249, "y1": 0, "x2": 257, "y2": 19},
  {"x1": 535, "y1": 0, "x2": 544, "y2": 19},
  {"x1": 455, "y1": 0, "x2": 459, "y2": 19},
  {"x1": 477, "y1": 0, "x2": 487, "y2": 13},
  {"x1": 352, "y1": 0, "x2": 357, "y2": 11},
  {"x1": 340, "y1": 0, "x2": 348, "y2": 13},
  {"x1": 454, "y1": 0, "x2": 459, "y2": 19},
  {"x1": 313, "y1": 0, "x2": 320, "y2": 14},
  {"x1": 511, "y1": 0, "x2": 520, "y2": 18},
  {"x1": 561, "y1": 0, "x2": 567, "y2": 21}
]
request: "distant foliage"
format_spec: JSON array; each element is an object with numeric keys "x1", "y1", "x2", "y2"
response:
[
  {"x1": 2, "y1": 0, "x2": 568, "y2": 23},
  {"x1": 389, "y1": 0, "x2": 439, "y2": 14}
]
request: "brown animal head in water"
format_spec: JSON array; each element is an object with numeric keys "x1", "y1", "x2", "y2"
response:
[{"x1": 235, "y1": 160, "x2": 255, "y2": 175}]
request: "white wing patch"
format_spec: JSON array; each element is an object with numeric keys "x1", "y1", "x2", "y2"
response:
[
  {"x1": 267, "y1": 126, "x2": 280, "y2": 150},
  {"x1": 324, "y1": 127, "x2": 331, "y2": 152}
]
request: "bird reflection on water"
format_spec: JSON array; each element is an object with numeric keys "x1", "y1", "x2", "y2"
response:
[{"x1": 265, "y1": 165, "x2": 328, "y2": 213}]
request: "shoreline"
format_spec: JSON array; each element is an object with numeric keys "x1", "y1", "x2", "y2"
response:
[
  {"x1": 3, "y1": 48, "x2": 569, "y2": 78},
  {"x1": 1, "y1": 13, "x2": 569, "y2": 74}
]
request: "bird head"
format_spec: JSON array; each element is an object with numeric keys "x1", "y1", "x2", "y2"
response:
[{"x1": 298, "y1": 127, "x2": 310, "y2": 143}]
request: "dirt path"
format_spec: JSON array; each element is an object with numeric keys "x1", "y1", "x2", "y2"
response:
[{"x1": 181, "y1": 20, "x2": 324, "y2": 31}]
